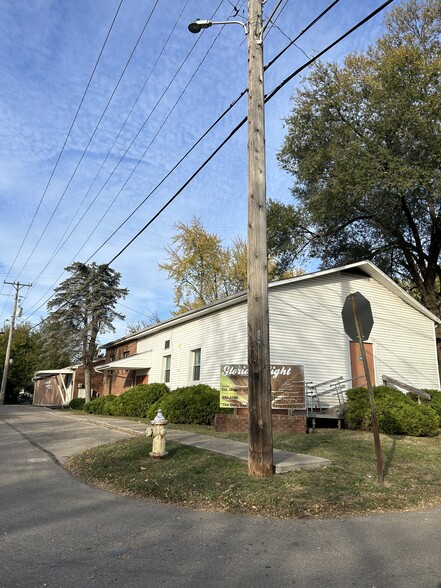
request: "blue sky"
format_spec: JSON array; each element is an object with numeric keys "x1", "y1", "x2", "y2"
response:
[{"x1": 0, "y1": 0, "x2": 392, "y2": 343}]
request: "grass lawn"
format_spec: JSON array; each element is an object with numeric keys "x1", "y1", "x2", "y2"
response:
[{"x1": 65, "y1": 424, "x2": 441, "y2": 519}]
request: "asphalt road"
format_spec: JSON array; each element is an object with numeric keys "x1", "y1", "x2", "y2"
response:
[{"x1": 1, "y1": 405, "x2": 440, "y2": 588}]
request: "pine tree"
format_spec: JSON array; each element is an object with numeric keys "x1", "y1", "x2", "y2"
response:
[{"x1": 46, "y1": 262, "x2": 128, "y2": 402}]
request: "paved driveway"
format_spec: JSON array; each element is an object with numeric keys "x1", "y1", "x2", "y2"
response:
[{"x1": 1, "y1": 405, "x2": 440, "y2": 588}]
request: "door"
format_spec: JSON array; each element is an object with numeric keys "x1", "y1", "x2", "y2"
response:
[
  {"x1": 350, "y1": 341, "x2": 375, "y2": 387},
  {"x1": 135, "y1": 372, "x2": 149, "y2": 385}
]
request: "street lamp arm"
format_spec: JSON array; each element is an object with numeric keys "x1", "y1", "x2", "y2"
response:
[{"x1": 188, "y1": 19, "x2": 247, "y2": 34}]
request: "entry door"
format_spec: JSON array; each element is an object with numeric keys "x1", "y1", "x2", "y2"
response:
[
  {"x1": 350, "y1": 341, "x2": 375, "y2": 387},
  {"x1": 135, "y1": 373, "x2": 149, "y2": 385}
]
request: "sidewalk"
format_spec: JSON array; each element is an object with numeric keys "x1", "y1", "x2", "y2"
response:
[{"x1": 62, "y1": 412, "x2": 330, "y2": 473}]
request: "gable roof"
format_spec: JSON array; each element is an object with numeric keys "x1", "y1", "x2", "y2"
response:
[{"x1": 102, "y1": 260, "x2": 440, "y2": 349}]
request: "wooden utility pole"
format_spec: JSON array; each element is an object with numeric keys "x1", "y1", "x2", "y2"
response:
[
  {"x1": 247, "y1": 0, "x2": 273, "y2": 477},
  {"x1": 0, "y1": 281, "x2": 32, "y2": 405}
]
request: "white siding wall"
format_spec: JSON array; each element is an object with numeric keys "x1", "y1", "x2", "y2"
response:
[
  {"x1": 132, "y1": 270, "x2": 439, "y2": 393},
  {"x1": 136, "y1": 304, "x2": 247, "y2": 390},
  {"x1": 270, "y1": 271, "x2": 439, "y2": 389}
]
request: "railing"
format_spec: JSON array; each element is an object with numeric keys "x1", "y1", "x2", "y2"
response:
[
  {"x1": 382, "y1": 375, "x2": 431, "y2": 401},
  {"x1": 306, "y1": 376, "x2": 365, "y2": 415}
]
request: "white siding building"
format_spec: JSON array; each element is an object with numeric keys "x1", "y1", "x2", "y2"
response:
[{"x1": 98, "y1": 261, "x2": 440, "y2": 400}]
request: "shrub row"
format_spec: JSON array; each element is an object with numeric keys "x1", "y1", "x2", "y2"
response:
[
  {"x1": 345, "y1": 386, "x2": 440, "y2": 437},
  {"x1": 82, "y1": 382, "x2": 230, "y2": 425}
]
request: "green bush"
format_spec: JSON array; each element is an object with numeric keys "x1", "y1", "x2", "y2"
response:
[
  {"x1": 345, "y1": 385, "x2": 439, "y2": 437},
  {"x1": 83, "y1": 383, "x2": 170, "y2": 417},
  {"x1": 422, "y1": 389, "x2": 441, "y2": 419},
  {"x1": 68, "y1": 397, "x2": 85, "y2": 410},
  {"x1": 83, "y1": 395, "x2": 120, "y2": 415},
  {"x1": 147, "y1": 384, "x2": 231, "y2": 425},
  {"x1": 111, "y1": 383, "x2": 170, "y2": 418}
]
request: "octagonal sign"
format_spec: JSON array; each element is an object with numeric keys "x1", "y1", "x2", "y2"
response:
[{"x1": 341, "y1": 292, "x2": 374, "y2": 342}]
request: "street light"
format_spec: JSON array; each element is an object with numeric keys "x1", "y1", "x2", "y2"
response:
[
  {"x1": 187, "y1": 19, "x2": 247, "y2": 34},
  {"x1": 188, "y1": 1, "x2": 273, "y2": 478}
]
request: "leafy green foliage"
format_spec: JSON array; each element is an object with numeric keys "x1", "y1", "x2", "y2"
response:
[
  {"x1": 345, "y1": 386, "x2": 440, "y2": 437},
  {"x1": 276, "y1": 0, "x2": 441, "y2": 322},
  {"x1": 0, "y1": 322, "x2": 58, "y2": 403},
  {"x1": 83, "y1": 383, "x2": 170, "y2": 417},
  {"x1": 68, "y1": 397, "x2": 85, "y2": 410},
  {"x1": 83, "y1": 395, "x2": 119, "y2": 415},
  {"x1": 148, "y1": 384, "x2": 231, "y2": 425},
  {"x1": 159, "y1": 218, "x2": 248, "y2": 314},
  {"x1": 422, "y1": 389, "x2": 441, "y2": 419},
  {"x1": 111, "y1": 384, "x2": 170, "y2": 417}
]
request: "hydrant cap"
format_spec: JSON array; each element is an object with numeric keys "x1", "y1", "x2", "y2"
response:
[{"x1": 152, "y1": 408, "x2": 168, "y2": 425}]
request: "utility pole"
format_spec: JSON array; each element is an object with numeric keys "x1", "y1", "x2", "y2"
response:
[
  {"x1": 0, "y1": 281, "x2": 32, "y2": 405},
  {"x1": 247, "y1": 0, "x2": 273, "y2": 477},
  {"x1": 188, "y1": 0, "x2": 273, "y2": 477}
]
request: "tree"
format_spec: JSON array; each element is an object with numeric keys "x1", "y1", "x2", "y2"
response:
[
  {"x1": 159, "y1": 218, "x2": 247, "y2": 314},
  {"x1": 126, "y1": 312, "x2": 160, "y2": 335},
  {"x1": 276, "y1": 0, "x2": 441, "y2": 361},
  {"x1": 45, "y1": 262, "x2": 128, "y2": 402},
  {"x1": 0, "y1": 322, "x2": 47, "y2": 403},
  {"x1": 267, "y1": 199, "x2": 309, "y2": 279}
]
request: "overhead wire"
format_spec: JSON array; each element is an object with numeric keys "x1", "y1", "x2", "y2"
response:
[
  {"x1": 0, "y1": 0, "x2": 126, "y2": 294},
  {"x1": 25, "y1": 0, "x2": 189, "y2": 299},
  {"x1": 101, "y1": 0, "x2": 397, "y2": 264},
  {"x1": 23, "y1": 0, "x2": 228, "y2": 315},
  {"x1": 13, "y1": 0, "x2": 161, "y2": 286},
  {"x1": 23, "y1": 0, "x2": 393, "y2": 329}
]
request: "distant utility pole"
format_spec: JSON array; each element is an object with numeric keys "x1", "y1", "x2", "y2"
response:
[
  {"x1": 0, "y1": 281, "x2": 32, "y2": 405},
  {"x1": 247, "y1": 0, "x2": 273, "y2": 477}
]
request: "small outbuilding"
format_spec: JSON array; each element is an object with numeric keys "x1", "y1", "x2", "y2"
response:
[{"x1": 33, "y1": 359, "x2": 106, "y2": 407}]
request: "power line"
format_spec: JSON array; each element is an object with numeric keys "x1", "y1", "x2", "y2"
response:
[
  {"x1": 1, "y1": 0, "x2": 126, "y2": 290},
  {"x1": 23, "y1": 0, "x2": 228, "y2": 316},
  {"x1": 23, "y1": 0, "x2": 393, "y2": 329},
  {"x1": 107, "y1": 0, "x2": 395, "y2": 264},
  {"x1": 13, "y1": 0, "x2": 161, "y2": 284}
]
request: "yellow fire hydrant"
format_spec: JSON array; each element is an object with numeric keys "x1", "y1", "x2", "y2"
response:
[{"x1": 146, "y1": 409, "x2": 168, "y2": 458}]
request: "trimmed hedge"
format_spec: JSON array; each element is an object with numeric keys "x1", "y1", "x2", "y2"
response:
[
  {"x1": 68, "y1": 397, "x2": 85, "y2": 410},
  {"x1": 345, "y1": 386, "x2": 440, "y2": 437},
  {"x1": 83, "y1": 395, "x2": 119, "y2": 415},
  {"x1": 148, "y1": 384, "x2": 231, "y2": 425},
  {"x1": 422, "y1": 389, "x2": 441, "y2": 419},
  {"x1": 111, "y1": 384, "x2": 170, "y2": 418},
  {"x1": 83, "y1": 383, "x2": 170, "y2": 417}
]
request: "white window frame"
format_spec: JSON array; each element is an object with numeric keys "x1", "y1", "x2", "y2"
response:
[
  {"x1": 192, "y1": 348, "x2": 201, "y2": 381},
  {"x1": 163, "y1": 355, "x2": 171, "y2": 383}
]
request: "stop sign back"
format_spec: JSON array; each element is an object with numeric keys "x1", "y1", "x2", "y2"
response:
[{"x1": 341, "y1": 292, "x2": 374, "y2": 341}]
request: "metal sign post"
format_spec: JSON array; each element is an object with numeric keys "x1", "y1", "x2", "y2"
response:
[{"x1": 342, "y1": 292, "x2": 383, "y2": 485}]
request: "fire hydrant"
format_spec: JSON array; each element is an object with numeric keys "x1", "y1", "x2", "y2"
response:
[{"x1": 146, "y1": 409, "x2": 168, "y2": 458}]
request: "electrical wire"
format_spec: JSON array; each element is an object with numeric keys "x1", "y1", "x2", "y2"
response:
[
  {"x1": 1, "y1": 0, "x2": 126, "y2": 291},
  {"x1": 23, "y1": 0, "x2": 393, "y2": 329},
  {"x1": 12, "y1": 0, "x2": 161, "y2": 285},
  {"x1": 26, "y1": 0, "x2": 189, "y2": 295}
]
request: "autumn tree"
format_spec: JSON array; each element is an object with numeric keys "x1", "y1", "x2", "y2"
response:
[
  {"x1": 45, "y1": 262, "x2": 128, "y2": 402},
  {"x1": 275, "y1": 0, "x2": 441, "y2": 356},
  {"x1": 159, "y1": 218, "x2": 248, "y2": 314}
]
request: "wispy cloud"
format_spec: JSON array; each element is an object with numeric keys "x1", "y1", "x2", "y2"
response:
[{"x1": 0, "y1": 0, "x2": 392, "y2": 336}]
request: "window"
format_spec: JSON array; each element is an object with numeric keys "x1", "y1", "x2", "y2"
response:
[
  {"x1": 123, "y1": 350, "x2": 130, "y2": 357},
  {"x1": 109, "y1": 355, "x2": 115, "y2": 362},
  {"x1": 164, "y1": 340, "x2": 170, "y2": 350},
  {"x1": 163, "y1": 355, "x2": 171, "y2": 383},
  {"x1": 192, "y1": 348, "x2": 201, "y2": 381}
]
